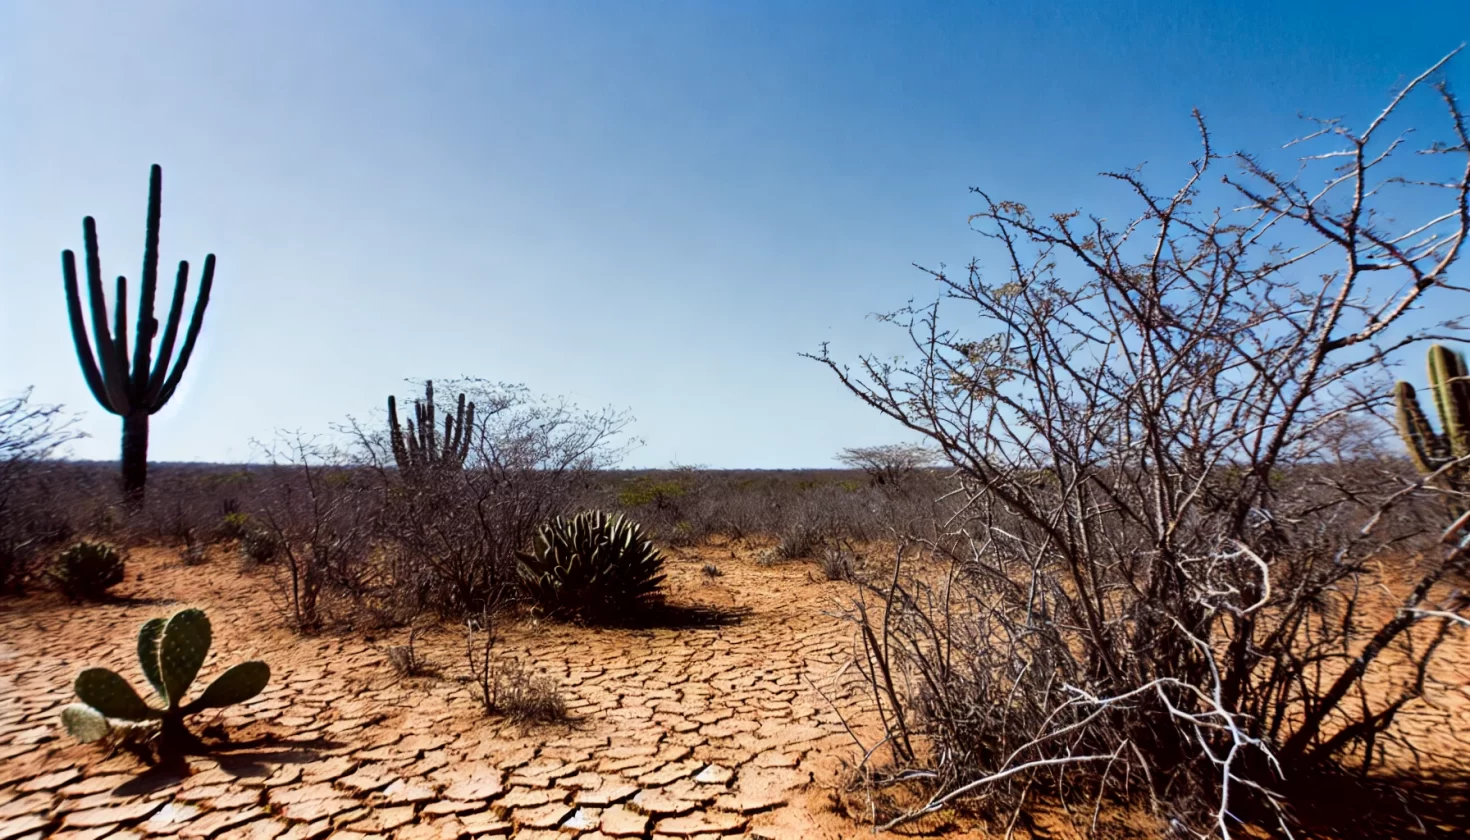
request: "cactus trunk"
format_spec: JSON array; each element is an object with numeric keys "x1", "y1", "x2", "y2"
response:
[{"x1": 121, "y1": 413, "x2": 149, "y2": 504}]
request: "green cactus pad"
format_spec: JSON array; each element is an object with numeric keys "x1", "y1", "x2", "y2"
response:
[
  {"x1": 159, "y1": 608, "x2": 211, "y2": 707},
  {"x1": 182, "y1": 661, "x2": 270, "y2": 713},
  {"x1": 136, "y1": 617, "x2": 167, "y2": 703},
  {"x1": 74, "y1": 668, "x2": 161, "y2": 721},
  {"x1": 60, "y1": 704, "x2": 112, "y2": 743}
]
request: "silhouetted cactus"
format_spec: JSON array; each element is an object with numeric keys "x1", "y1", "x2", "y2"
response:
[
  {"x1": 516, "y1": 511, "x2": 667, "y2": 621},
  {"x1": 60, "y1": 607, "x2": 269, "y2": 753},
  {"x1": 388, "y1": 380, "x2": 475, "y2": 478},
  {"x1": 62, "y1": 164, "x2": 216, "y2": 505},
  {"x1": 1395, "y1": 344, "x2": 1470, "y2": 509},
  {"x1": 49, "y1": 541, "x2": 125, "y2": 600}
]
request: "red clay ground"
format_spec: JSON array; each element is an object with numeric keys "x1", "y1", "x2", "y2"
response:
[
  {"x1": 3, "y1": 542, "x2": 1467, "y2": 840},
  {"x1": 0, "y1": 540, "x2": 937, "y2": 840}
]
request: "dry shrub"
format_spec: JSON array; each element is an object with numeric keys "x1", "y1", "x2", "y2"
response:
[
  {"x1": 0, "y1": 390, "x2": 80, "y2": 593},
  {"x1": 255, "y1": 435, "x2": 382, "y2": 632},
  {"x1": 490, "y1": 658, "x2": 567, "y2": 723},
  {"x1": 813, "y1": 52, "x2": 1470, "y2": 838},
  {"x1": 463, "y1": 604, "x2": 566, "y2": 722}
]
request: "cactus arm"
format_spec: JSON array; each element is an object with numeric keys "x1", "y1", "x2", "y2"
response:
[
  {"x1": 136, "y1": 617, "x2": 168, "y2": 703},
  {"x1": 424, "y1": 381, "x2": 437, "y2": 458},
  {"x1": 63, "y1": 250, "x2": 118, "y2": 414},
  {"x1": 61, "y1": 704, "x2": 112, "y2": 743},
  {"x1": 459, "y1": 401, "x2": 475, "y2": 464},
  {"x1": 181, "y1": 661, "x2": 270, "y2": 713},
  {"x1": 159, "y1": 608, "x2": 211, "y2": 709},
  {"x1": 131, "y1": 165, "x2": 162, "y2": 399},
  {"x1": 144, "y1": 260, "x2": 189, "y2": 406},
  {"x1": 388, "y1": 395, "x2": 410, "y2": 470},
  {"x1": 74, "y1": 668, "x2": 162, "y2": 721},
  {"x1": 1446, "y1": 349, "x2": 1470, "y2": 458},
  {"x1": 1429, "y1": 346, "x2": 1461, "y2": 444},
  {"x1": 112, "y1": 275, "x2": 132, "y2": 402},
  {"x1": 82, "y1": 218, "x2": 132, "y2": 414},
  {"x1": 150, "y1": 253, "x2": 214, "y2": 411}
]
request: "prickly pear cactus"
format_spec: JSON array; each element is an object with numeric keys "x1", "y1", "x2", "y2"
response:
[{"x1": 60, "y1": 607, "x2": 270, "y2": 753}]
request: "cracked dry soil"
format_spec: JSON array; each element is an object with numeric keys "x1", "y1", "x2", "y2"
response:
[{"x1": 0, "y1": 540, "x2": 930, "y2": 840}]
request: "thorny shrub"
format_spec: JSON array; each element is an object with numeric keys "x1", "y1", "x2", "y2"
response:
[{"x1": 811, "y1": 53, "x2": 1470, "y2": 837}]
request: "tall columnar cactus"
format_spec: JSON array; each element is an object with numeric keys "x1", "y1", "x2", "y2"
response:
[
  {"x1": 1395, "y1": 343, "x2": 1470, "y2": 505},
  {"x1": 62, "y1": 164, "x2": 216, "y2": 505},
  {"x1": 388, "y1": 380, "x2": 475, "y2": 478},
  {"x1": 60, "y1": 607, "x2": 269, "y2": 753}
]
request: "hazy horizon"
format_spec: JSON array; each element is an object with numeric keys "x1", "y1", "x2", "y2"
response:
[{"x1": 4, "y1": 1, "x2": 1467, "y2": 468}]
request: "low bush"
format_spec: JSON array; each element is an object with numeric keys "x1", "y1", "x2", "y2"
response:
[
  {"x1": 216, "y1": 511, "x2": 253, "y2": 542},
  {"x1": 49, "y1": 541, "x2": 125, "y2": 600},
  {"x1": 240, "y1": 529, "x2": 279, "y2": 564}
]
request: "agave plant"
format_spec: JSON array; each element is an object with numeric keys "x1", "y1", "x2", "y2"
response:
[
  {"x1": 60, "y1": 607, "x2": 270, "y2": 753},
  {"x1": 516, "y1": 511, "x2": 666, "y2": 620}
]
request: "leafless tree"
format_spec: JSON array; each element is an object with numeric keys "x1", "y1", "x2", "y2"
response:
[
  {"x1": 811, "y1": 50, "x2": 1470, "y2": 837},
  {"x1": 836, "y1": 443, "x2": 938, "y2": 487}
]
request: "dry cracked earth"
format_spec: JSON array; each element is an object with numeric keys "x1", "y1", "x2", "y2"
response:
[{"x1": 0, "y1": 541, "x2": 903, "y2": 840}]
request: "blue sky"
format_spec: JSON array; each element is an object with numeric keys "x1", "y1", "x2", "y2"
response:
[{"x1": 2, "y1": 1, "x2": 1467, "y2": 467}]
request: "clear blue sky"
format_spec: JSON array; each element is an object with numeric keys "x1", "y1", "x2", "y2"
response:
[{"x1": 2, "y1": 1, "x2": 1467, "y2": 467}]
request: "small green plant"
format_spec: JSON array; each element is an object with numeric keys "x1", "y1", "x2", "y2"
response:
[
  {"x1": 49, "y1": 541, "x2": 125, "y2": 599},
  {"x1": 701, "y1": 562, "x2": 723, "y2": 579},
  {"x1": 217, "y1": 511, "x2": 253, "y2": 542},
  {"x1": 616, "y1": 476, "x2": 689, "y2": 509},
  {"x1": 60, "y1": 607, "x2": 270, "y2": 754},
  {"x1": 515, "y1": 511, "x2": 667, "y2": 621},
  {"x1": 240, "y1": 529, "x2": 278, "y2": 564}
]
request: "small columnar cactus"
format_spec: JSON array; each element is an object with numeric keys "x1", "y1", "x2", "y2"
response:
[
  {"x1": 60, "y1": 607, "x2": 270, "y2": 752},
  {"x1": 49, "y1": 541, "x2": 125, "y2": 599},
  {"x1": 388, "y1": 380, "x2": 475, "y2": 480},
  {"x1": 516, "y1": 511, "x2": 667, "y2": 621},
  {"x1": 1395, "y1": 344, "x2": 1470, "y2": 508}
]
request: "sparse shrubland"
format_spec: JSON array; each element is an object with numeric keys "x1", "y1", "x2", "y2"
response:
[
  {"x1": 0, "y1": 389, "x2": 79, "y2": 593},
  {"x1": 5, "y1": 47, "x2": 1467, "y2": 840}
]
